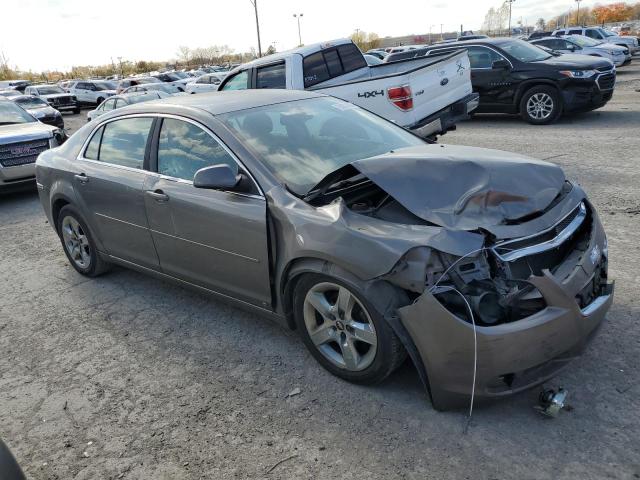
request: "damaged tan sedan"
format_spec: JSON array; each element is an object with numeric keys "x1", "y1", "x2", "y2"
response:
[{"x1": 36, "y1": 90, "x2": 613, "y2": 410}]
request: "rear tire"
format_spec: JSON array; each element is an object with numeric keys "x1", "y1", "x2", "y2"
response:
[
  {"x1": 519, "y1": 85, "x2": 562, "y2": 125},
  {"x1": 56, "y1": 205, "x2": 110, "y2": 277},
  {"x1": 293, "y1": 273, "x2": 406, "y2": 385}
]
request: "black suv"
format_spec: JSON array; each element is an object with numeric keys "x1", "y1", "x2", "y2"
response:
[{"x1": 386, "y1": 38, "x2": 615, "y2": 124}]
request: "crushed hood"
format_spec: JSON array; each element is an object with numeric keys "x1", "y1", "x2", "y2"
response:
[{"x1": 351, "y1": 144, "x2": 565, "y2": 231}]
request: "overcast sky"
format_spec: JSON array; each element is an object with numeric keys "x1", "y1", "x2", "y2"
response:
[{"x1": 1, "y1": 0, "x2": 622, "y2": 72}]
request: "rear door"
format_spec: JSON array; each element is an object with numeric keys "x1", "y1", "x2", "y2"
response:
[
  {"x1": 73, "y1": 116, "x2": 160, "y2": 269},
  {"x1": 143, "y1": 116, "x2": 272, "y2": 307}
]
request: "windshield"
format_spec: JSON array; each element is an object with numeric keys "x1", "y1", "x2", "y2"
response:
[
  {"x1": 95, "y1": 81, "x2": 116, "y2": 90},
  {"x1": 36, "y1": 86, "x2": 65, "y2": 95},
  {"x1": 570, "y1": 36, "x2": 602, "y2": 47},
  {"x1": 149, "y1": 83, "x2": 181, "y2": 93},
  {"x1": 14, "y1": 96, "x2": 49, "y2": 109},
  {"x1": 172, "y1": 72, "x2": 190, "y2": 79},
  {"x1": 601, "y1": 29, "x2": 616, "y2": 37},
  {"x1": 0, "y1": 102, "x2": 37, "y2": 124},
  {"x1": 0, "y1": 90, "x2": 20, "y2": 98},
  {"x1": 219, "y1": 97, "x2": 424, "y2": 195},
  {"x1": 127, "y1": 93, "x2": 159, "y2": 104},
  {"x1": 499, "y1": 39, "x2": 551, "y2": 61}
]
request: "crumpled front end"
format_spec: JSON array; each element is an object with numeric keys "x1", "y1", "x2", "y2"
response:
[{"x1": 396, "y1": 197, "x2": 613, "y2": 410}]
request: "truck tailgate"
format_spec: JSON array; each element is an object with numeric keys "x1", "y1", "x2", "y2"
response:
[{"x1": 314, "y1": 51, "x2": 473, "y2": 129}]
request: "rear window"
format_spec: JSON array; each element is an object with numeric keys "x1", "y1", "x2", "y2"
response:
[
  {"x1": 256, "y1": 63, "x2": 286, "y2": 89},
  {"x1": 303, "y1": 43, "x2": 367, "y2": 88},
  {"x1": 337, "y1": 44, "x2": 367, "y2": 72}
]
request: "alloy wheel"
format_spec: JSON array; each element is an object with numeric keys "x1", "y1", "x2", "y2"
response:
[
  {"x1": 526, "y1": 93, "x2": 554, "y2": 120},
  {"x1": 61, "y1": 216, "x2": 91, "y2": 269},
  {"x1": 303, "y1": 282, "x2": 377, "y2": 371}
]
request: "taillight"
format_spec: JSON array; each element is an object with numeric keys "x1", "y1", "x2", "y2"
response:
[{"x1": 387, "y1": 85, "x2": 413, "y2": 111}]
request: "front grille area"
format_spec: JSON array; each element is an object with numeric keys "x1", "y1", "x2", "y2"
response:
[
  {"x1": 597, "y1": 73, "x2": 616, "y2": 90},
  {"x1": 0, "y1": 139, "x2": 50, "y2": 167},
  {"x1": 50, "y1": 96, "x2": 73, "y2": 106},
  {"x1": 494, "y1": 203, "x2": 583, "y2": 255},
  {"x1": 596, "y1": 65, "x2": 614, "y2": 72},
  {"x1": 492, "y1": 203, "x2": 592, "y2": 280}
]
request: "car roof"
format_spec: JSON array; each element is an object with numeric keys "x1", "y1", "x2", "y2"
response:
[{"x1": 122, "y1": 89, "x2": 326, "y2": 115}]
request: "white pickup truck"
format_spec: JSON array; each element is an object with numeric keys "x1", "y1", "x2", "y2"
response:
[{"x1": 218, "y1": 39, "x2": 479, "y2": 138}]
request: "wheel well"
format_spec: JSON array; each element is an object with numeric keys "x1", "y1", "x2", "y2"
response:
[
  {"x1": 516, "y1": 82, "x2": 562, "y2": 112},
  {"x1": 51, "y1": 198, "x2": 70, "y2": 231}
]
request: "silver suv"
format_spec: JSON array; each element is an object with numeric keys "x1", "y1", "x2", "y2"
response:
[{"x1": 552, "y1": 26, "x2": 639, "y2": 54}]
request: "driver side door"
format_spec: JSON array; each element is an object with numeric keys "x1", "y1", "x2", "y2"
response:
[
  {"x1": 143, "y1": 116, "x2": 272, "y2": 308},
  {"x1": 468, "y1": 46, "x2": 515, "y2": 111}
]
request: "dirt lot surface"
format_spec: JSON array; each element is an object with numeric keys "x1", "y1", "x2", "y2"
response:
[{"x1": 1, "y1": 64, "x2": 639, "y2": 480}]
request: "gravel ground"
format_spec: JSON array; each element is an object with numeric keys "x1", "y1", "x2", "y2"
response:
[{"x1": 1, "y1": 65, "x2": 639, "y2": 480}]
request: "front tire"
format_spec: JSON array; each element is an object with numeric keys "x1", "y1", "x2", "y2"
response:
[
  {"x1": 519, "y1": 85, "x2": 562, "y2": 125},
  {"x1": 56, "y1": 205, "x2": 110, "y2": 277},
  {"x1": 293, "y1": 274, "x2": 406, "y2": 384}
]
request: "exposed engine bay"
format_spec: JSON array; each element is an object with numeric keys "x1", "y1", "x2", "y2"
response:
[{"x1": 321, "y1": 178, "x2": 607, "y2": 327}]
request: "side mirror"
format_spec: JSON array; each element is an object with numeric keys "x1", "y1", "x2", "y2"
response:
[
  {"x1": 492, "y1": 59, "x2": 511, "y2": 70},
  {"x1": 567, "y1": 44, "x2": 576, "y2": 51},
  {"x1": 194, "y1": 164, "x2": 241, "y2": 191}
]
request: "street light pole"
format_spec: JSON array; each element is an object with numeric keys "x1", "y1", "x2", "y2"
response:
[
  {"x1": 506, "y1": 0, "x2": 515, "y2": 37},
  {"x1": 575, "y1": 0, "x2": 581, "y2": 26},
  {"x1": 429, "y1": 25, "x2": 434, "y2": 44},
  {"x1": 440, "y1": 24, "x2": 444, "y2": 40},
  {"x1": 293, "y1": 13, "x2": 304, "y2": 46},
  {"x1": 249, "y1": 0, "x2": 262, "y2": 57}
]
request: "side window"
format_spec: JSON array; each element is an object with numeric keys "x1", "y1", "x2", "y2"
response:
[
  {"x1": 114, "y1": 98, "x2": 127, "y2": 109},
  {"x1": 103, "y1": 98, "x2": 116, "y2": 110},
  {"x1": 585, "y1": 29, "x2": 602, "y2": 39},
  {"x1": 98, "y1": 117, "x2": 153, "y2": 169},
  {"x1": 157, "y1": 118, "x2": 237, "y2": 181},
  {"x1": 569, "y1": 29, "x2": 583, "y2": 35},
  {"x1": 256, "y1": 63, "x2": 286, "y2": 89},
  {"x1": 221, "y1": 70, "x2": 249, "y2": 91},
  {"x1": 196, "y1": 76, "x2": 209, "y2": 84},
  {"x1": 467, "y1": 46, "x2": 503, "y2": 69},
  {"x1": 303, "y1": 52, "x2": 330, "y2": 87},
  {"x1": 535, "y1": 40, "x2": 552, "y2": 48},
  {"x1": 337, "y1": 44, "x2": 367, "y2": 73},
  {"x1": 84, "y1": 126, "x2": 104, "y2": 160},
  {"x1": 76, "y1": 82, "x2": 87, "y2": 90}
]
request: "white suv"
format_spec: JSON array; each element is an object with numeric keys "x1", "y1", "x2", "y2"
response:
[
  {"x1": 66, "y1": 80, "x2": 117, "y2": 106},
  {"x1": 552, "y1": 26, "x2": 639, "y2": 54}
]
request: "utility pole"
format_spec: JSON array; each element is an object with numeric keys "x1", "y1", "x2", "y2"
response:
[
  {"x1": 575, "y1": 0, "x2": 582, "y2": 26},
  {"x1": 429, "y1": 25, "x2": 434, "y2": 44},
  {"x1": 249, "y1": 0, "x2": 262, "y2": 57},
  {"x1": 294, "y1": 13, "x2": 304, "y2": 46},
  {"x1": 506, "y1": 0, "x2": 515, "y2": 37},
  {"x1": 440, "y1": 24, "x2": 444, "y2": 40},
  {"x1": 117, "y1": 56, "x2": 123, "y2": 77}
]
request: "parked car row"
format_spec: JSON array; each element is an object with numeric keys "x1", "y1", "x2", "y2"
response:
[{"x1": 383, "y1": 36, "x2": 620, "y2": 124}]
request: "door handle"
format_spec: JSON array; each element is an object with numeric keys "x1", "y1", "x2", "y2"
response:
[
  {"x1": 146, "y1": 190, "x2": 169, "y2": 202},
  {"x1": 74, "y1": 173, "x2": 89, "y2": 184}
]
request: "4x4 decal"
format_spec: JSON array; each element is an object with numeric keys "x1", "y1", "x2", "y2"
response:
[{"x1": 357, "y1": 90, "x2": 384, "y2": 99}]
